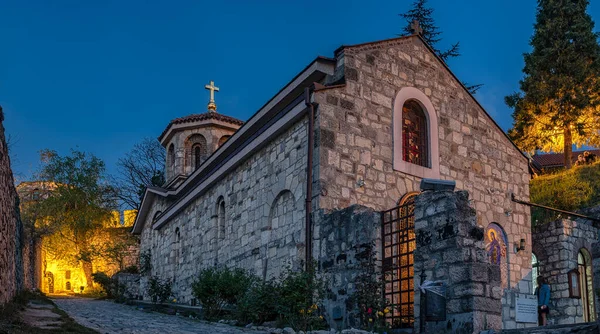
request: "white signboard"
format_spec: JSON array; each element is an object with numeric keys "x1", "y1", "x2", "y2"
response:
[{"x1": 515, "y1": 297, "x2": 538, "y2": 323}]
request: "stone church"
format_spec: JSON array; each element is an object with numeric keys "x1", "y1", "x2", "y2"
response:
[{"x1": 132, "y1": 30, "x2": 536, "y2": 332}]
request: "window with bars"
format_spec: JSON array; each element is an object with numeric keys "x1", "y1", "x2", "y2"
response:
[{"x1": 402, "y1": 100, "x2": 428, "y2": 167}]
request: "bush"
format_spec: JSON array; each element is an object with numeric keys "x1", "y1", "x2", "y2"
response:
[
  {"x1": 191, "y1": 267, "x2": 256, "y2": 320},
  {"x1": 140, "y1": 250, "x2": 152, "y2": 275},
  {"x1": 92, "y1": 272, "x2": 115, "y2": 298},
  {"x1": 92, "y1": 272, "x2": 128, "y2": 302},
  {"x1": 236, "y1": 279, "x2": 279, "y2": 325},
  {"x1": 275, "y1": 265, "x2": 327, "y2": 331},
  {"x1": 349, "y1": 243, "x2": 391, "y2": 332},
  {"x1": 147, "y1": 276, "x2": 172, "y2": 304},
  {"x1": 120, "y1": 265, "x2": 139, "y2": 274}
]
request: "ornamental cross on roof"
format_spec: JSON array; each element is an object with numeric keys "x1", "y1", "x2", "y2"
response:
[
  {"x1": 410, "y1": 20, "x2": 423, "y2": 36},
  {"x1": 204, "y1": 80, "x2": 220, "y2": 112}
]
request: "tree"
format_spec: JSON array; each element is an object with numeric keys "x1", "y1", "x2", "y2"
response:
[
  {"x1": 113, "y1": 138, "x2": 165, "y2": 211},
  {"x1": 34, "y1": 149, "x2": 117, "y2": 287},
  {"x1": 400, "y1": 0, "x2": 482, "y2": 94},
  {"x1": 506, "y1": 0, "x2": 600, "y2": 169}
]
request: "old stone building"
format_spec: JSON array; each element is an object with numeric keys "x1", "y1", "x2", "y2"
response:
[
  {"x1": 0, "y1": 105, "x2": 24, "y2": 305},
  {"x1": 17, "y1": 181, "x2": 139, "y2": 294},
  {"x1": 133, "y1": 32, "x2": 534, "y2": 332}
]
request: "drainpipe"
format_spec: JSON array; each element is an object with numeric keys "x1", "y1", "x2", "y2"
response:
[{"x1": 304, "y1": 86, "x2": 315, "y2": 272}]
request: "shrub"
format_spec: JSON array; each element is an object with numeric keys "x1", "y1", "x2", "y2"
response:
[
  {"x1": 92, "y1": 272, "x2": 115, "y2": 298},
  {"x1": 147, "y1": 276, "x2": 172, "y2": 304},
  {"x1": 139, "y1": 250, "x2": 152, "y2": 275},
  {"x1": 236, "y1": 279, "x2": 279, "y2": 325},
  {"x1": 92, "y1": 272, "x2": 129, "y2": 302},
  {"x1": 349, "y1": 243, "x2": 391, "y2": 332},
  {"x1": 191, "y1": 267, "x2": 256, "y2": 320},
  {"x1": 275, "y1": 265, "x2": 327, "y2": 331},
  {"x1": 120, "y1": 265, "x2": 139, "y2": 274}
]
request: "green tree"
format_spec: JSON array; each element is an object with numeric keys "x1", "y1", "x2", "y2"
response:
[
  {"x1": 35, "y1": 149, "x2": 117, "y2": 287},
  {"x1": 506, "y1": 0, "x2": 600, "y2": 169},
  {"x1": 400, "y1": 0, "x2": 482, "y2": 94}
]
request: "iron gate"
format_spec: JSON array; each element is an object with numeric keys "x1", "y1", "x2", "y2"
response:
[{"x1": 381, "y1": 199, "x2": 416, "y2": 329}]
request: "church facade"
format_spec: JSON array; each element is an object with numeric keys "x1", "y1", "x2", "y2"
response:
[{"x1": 132, "y1": 33, "x2": 533, "y2": 331}]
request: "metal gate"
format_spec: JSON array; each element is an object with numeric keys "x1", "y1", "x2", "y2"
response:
[{"x1": 382, "y1": 198, "x2": 416, "y2": 329}]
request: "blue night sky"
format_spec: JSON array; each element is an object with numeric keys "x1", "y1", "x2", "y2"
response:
[{"x1": 3, "y1": 0, "x2": 600, "y2": 181}]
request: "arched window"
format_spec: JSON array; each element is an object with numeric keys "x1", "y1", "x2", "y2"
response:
[
  {"x1": 218, "y1": 135, "x2": 231, "y2": 147},
  {"x1": 578, "y1": 249, "x2": 596, "y2": 322},
  {"x1": 65, "y1": 281, "x2": 71, "y2": 291},
  {"x1": 393, "y1": 87, "x2": 440, "y2": 178},
  {"x1": 185, "y1": 134, "x2": 208, "y2": 171},
  {"x1": 168, "y1": 144, "x2": 175, "y2": 167},
  {"x1": 217, "y1": 197, "x2": 225, "y2": 240},
  {"x1": 402, "y1": 100, "x2": 428, "y2": 167},
  {"x1": 532, "y1": 253, "x2": 539, "y2": 292},
  {"x1": 174, "y1": 227, "x2": 181, "y2": 266},
  {"x1": 193, "y1": 145, "x2": 203, "y2": 170}
]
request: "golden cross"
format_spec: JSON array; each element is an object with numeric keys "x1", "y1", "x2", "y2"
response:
[{"x1": 204, "y1": 80, "x2": 219, "y2": 112}]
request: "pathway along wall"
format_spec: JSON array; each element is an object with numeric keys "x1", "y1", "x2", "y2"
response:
[{"x1": 0, "y1": 106, "x2": 24, "y2": 304}]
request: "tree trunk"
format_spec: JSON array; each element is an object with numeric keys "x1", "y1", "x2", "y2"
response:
[
  {"x1": 82, "y1": 260, "x2": 94, "y2": 288},
  {"x1": 564, "y1": 126, "x2": 573, "y2": 169}
]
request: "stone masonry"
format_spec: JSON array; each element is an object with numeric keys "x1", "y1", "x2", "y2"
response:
[
  {"x1": 314, "y1": 204, "x2": 381, "y2": 330},
  {"x1": 0, "y1": 106, "x2": 24, "y2": 304},
  {"x1": 532, "y1": 218, "x2": 599, "y2": 325},
  {"x1": 313, "y1": 36, "x2": 532, "y2": 327},
  {"x1": 139, "y1": 117, "x2": 308, "y2": 304},
  {"x1": 413, "y1": 190, "x2": 502, "y2": 334}
]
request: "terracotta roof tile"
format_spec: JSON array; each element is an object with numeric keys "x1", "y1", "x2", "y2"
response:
[
  {"x1": 532, "y1": 149, "x2": 600, "y2": 168},
  {"x1": 159, "y1": 112, "x2": 244, "y2": 141}
]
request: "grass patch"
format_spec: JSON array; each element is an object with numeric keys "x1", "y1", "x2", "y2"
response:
[
  {"x1": 531, "y1": 160, "x2": 600, "y2": 225},
  {"x1": 0, "y1": 291, "x2": 97, "y2": 334}
]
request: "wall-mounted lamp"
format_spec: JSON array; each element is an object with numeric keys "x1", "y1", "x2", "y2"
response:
[
  {"x1": 356, "y1": 178, "x2": 365, "y2": 188},
  {"x1": 514, "y1": 238, "x2": 526, "y2": 253}
]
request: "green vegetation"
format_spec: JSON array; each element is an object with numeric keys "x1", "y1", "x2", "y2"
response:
[
  {"x1": 191, "y1": 267, "x2": 255, "y2": 321},
  {"x1": 530, "y1": 161, "x2": 600, "y2": 225},
  {"x1": 191, "y1": 265, "x2": 327, "y2": 331},
  {"x1": 147, "y1": 276, "x2": 172, "y2": 304}
]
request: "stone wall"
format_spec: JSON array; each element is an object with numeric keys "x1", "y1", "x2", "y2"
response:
[
  {"x1": 0, "y1": 106, "x2": 24, "y2": 304},
  {"x1": 532, "y1": 219, "x2": 599, "y2": 325},
  {"x1": 139, "y1": 117, "x2": 309, "y2": 304},
  {"x1": 113, "y1": 273, "x2": 142, "y2": 300},
  {"x1": 413, "y1": 190, "x2": 502, "y2": 334},
  {"x1": 314, "y1": 204, "x2": 381, "y2": 330},
  {"x1": 165, "y1": 125, "x2": 238, "y2": 182},
  {"x1": 313, "y1": 36, "x2": 532, "y2": 328}
]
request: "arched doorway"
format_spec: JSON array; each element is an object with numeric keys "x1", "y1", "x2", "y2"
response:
[
  {"x1": 578, "y1": 249, "x2": 596, "y2": 322},
  {"x1": 45, "y1": 272, "x2": 54, "y2": 294},
  {"x1": 382, "y1": 193, "x2": 417, "y2": 329}
]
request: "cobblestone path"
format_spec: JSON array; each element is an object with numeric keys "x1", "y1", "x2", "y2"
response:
[{"x1": 52, "y1": 297, "x2": 269, "y2": 334}]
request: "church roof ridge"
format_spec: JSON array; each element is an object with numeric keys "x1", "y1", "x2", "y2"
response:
[{"x1": 158, "y1": 112, "x2": 244, "y2": 142}]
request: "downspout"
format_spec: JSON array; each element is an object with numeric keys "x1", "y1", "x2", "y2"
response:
[{"x1": 304, "y1": 86, "x2": 315, "y2": 271}]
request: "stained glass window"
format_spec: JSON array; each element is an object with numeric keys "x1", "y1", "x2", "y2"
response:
[{"x1": 402, "y1": 100, "x2": 428, "y2": 167}]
